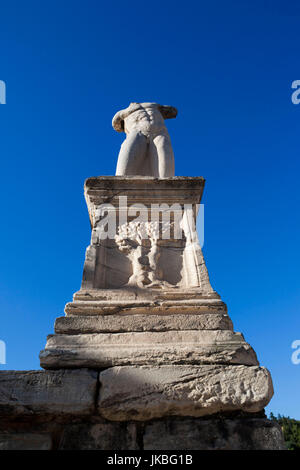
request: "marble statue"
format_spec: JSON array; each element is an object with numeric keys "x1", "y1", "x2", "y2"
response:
[{"x1": 112, "y1": 102, "x2": 177, "y2": 177}]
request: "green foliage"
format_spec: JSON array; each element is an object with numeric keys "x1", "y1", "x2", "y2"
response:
[{"x1": 270, "y1": 413, "x2": 300, "y2": 451}]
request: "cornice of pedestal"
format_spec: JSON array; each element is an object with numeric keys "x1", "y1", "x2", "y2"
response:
[{"x1": 84, "y1": 176, "x2": 206, "y2": 225}]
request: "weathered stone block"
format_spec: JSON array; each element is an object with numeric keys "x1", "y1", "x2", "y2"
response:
[
  {"x1": 143, "y1": 417, "x2": 286, "y2": 450},
  {"x1": 0, "y1": 433, "x2": 52, "y2": 450},
  {"x1": 99, "y1": 365, "x2": 273, "y2": 421},
  {"x1": 40, "y1": 330, "x2": 258, "y2": 369},
  {"x1": 55, "y1": 313, "x2": 233, "y2": 334},
  {"x1": 82, "y1": 176, "x2": 214, "y2": 292},
  {"x1": 0, "y1": 369, "x2": 97, "y2": 417},
  {"x1": 65, "y1": 295, "x2": 226, "y2": 316},
  {"x1": 59, "y1": 422, "x2": 138, "y2": 450}
]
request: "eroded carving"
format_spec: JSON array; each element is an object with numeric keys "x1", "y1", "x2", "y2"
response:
[{"x1": 115, "y1": 221, "x2": 174, "y2": 288}]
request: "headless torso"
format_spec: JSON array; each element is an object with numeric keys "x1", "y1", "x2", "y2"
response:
[{"x1": 113, "y1": 102, "x2": 177, "y2": 177}]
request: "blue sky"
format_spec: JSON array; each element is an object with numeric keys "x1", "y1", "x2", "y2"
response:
[{"x1": 0, "y1": 1, "x2": 300, "y2": 418}]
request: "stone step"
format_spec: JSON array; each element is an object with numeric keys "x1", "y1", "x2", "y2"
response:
[
  {"x1": 73, "y1": 288, "x2": 222, "y2": 302},
  {"x1": 40, "y1": 330, "x2": 258, "y2": 369},
  {"x1": 55, "y1": 313, "x2": 233, "y2": 334},
  {"x1": 99, "y1": 364, "x2": 273, "y2": 421},
  {"x1": 65, "y1": 299, "x2": 227, "y2": 316}
]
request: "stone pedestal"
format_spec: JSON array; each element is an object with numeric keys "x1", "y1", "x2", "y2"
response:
[
  {"x1": 0, "y1": 369, "x2": 285, "y2": 450},
  {"x1": 37, "y1": 176, "x2": 280, "y2": 449}
]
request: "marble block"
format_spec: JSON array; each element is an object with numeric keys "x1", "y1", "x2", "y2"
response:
[
  {"x1": 40, "y1": 330, "x2": 258, "y2": 369},
  {"x1": 98, "y1": 365, "x2": 273, "y2": 421},
  {"x1": 54, "y1": 313, "x2": 233, "y2": 334}
]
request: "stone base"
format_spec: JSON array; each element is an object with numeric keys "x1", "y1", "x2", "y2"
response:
[
  {"x1": 0, "y1": 417, "x2": 285, "y2": 450},
  {"x1": 40, "y1": 329, "x2": 258, "y2": 369},
  {"x1": 31, "y1": 175, "x2": 282, "y2": 449},
  {"x1": 0, "y1": 368, "x2": 284, "y2": 450},
  {"x1": 141, "y1": 416, "x2": 286, "y2": 450}
]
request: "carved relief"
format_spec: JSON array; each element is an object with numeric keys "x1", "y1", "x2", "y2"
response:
[{"x1": 115, "y1": 221, "x2": 174, "y2": 288}]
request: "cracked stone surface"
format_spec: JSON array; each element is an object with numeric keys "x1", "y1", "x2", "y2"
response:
[
  {"x1": 0, "y1": 369, "x2": 97, "y2": 416},
  {"x1": 0, "y1": 368, "x2": 284, "y2": 450},
  {"x1": 55, "y1": 313, "x2": 233, "y2": 334},
  {"x1": 98, "y1": 365, "x2": 273, "y2": 421}
]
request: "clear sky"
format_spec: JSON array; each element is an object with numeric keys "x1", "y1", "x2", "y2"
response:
[{"x1": 0, "y1": 1, "x2": 299, "y2": 419}]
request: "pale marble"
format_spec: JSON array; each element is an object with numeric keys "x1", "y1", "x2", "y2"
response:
[{"x1": 113, "y1": 103, "x2": 177, "y2": 177}]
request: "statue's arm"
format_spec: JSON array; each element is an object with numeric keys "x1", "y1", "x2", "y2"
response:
[
  {"x1": 112, "y1": 103, "x2": 140, "y2": 132},
  {"x1": 158, "y1": 105, "x2": 178, "y2": 119},
  {"x1": 112, "y1": 109, "x2": 126, "y2": 132}
]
